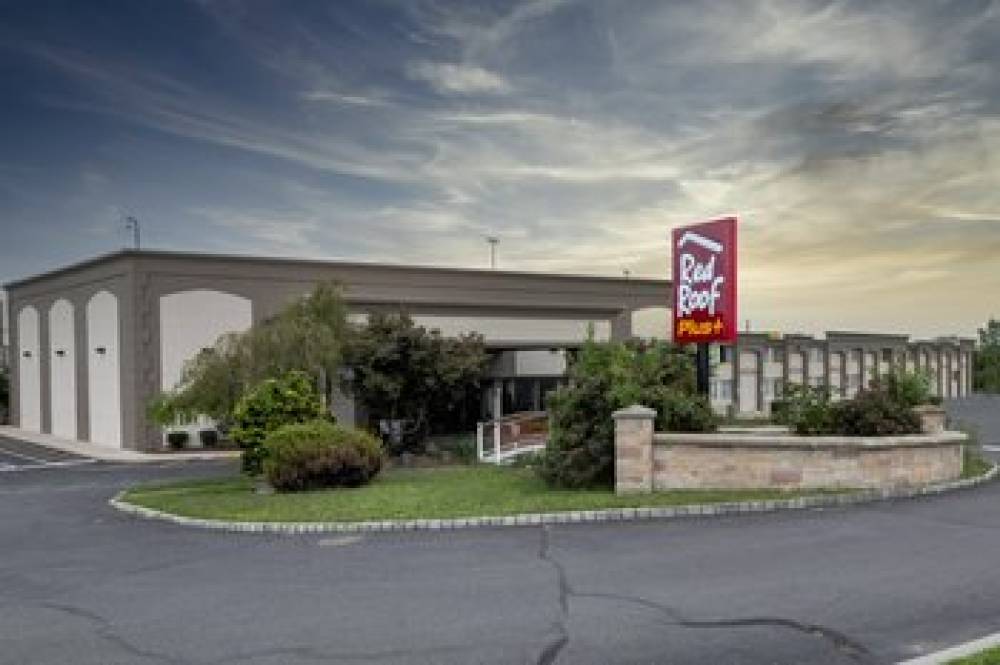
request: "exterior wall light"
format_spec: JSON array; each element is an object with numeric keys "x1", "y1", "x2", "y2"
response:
[
  {"x1": 95, "y1": 346, "x2": 107, "y2": 355},
  {"x1": 55, "y1": 349, "x2": 66, "y2": 357},
  {"x1": 22, "y1": 350, "x2": 32, "y2": 359}
]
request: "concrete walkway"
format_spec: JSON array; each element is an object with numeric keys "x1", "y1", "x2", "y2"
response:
[{"x1": 0, "y1": 426, "x2": 239, "y2": 463}]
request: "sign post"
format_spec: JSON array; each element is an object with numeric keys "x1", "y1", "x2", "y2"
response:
[{"x1": 672, "y1": 217, "x2": 738, "y2": 396}]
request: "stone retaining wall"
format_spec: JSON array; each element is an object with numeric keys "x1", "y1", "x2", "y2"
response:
[{"x1": 613, "y1": 405, "x2": 966, "y2": 494}]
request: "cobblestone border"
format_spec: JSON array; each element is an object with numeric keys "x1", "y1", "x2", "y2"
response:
[{"x1": 109, "y1": 463, "x2": 998, "y2": 535}]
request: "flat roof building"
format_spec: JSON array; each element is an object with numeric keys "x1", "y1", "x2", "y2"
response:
[{"x1": 3, "y1": 250, "x2": 666, "y2": 451}]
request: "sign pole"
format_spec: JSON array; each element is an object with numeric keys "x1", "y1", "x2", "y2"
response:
[{"x1": 696, "y1": 343, "x2": 710, "y2": 396}]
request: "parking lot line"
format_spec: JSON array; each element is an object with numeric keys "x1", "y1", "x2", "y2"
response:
[
  {"x1": 0, "y1": 445, "x2": 51, "y2": 464},
  {"x1": 0, "y1": 458, "x2": 96, "y2": 472}
]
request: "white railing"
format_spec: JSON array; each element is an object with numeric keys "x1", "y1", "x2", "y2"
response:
[{"x1": 476, "y1": 412, "x2": 548, "y2": 464}]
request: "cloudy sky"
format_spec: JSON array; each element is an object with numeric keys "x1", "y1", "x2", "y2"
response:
[{"x1": 1, "y1": 0, "x2": 998, "y2": 338}]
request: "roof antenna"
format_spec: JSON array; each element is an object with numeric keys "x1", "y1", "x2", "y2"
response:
[{"x1": 123, "y1": 215, "x2": 141, "y2": 250}]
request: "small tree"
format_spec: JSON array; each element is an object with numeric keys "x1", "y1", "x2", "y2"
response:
[
  {"x1": 975, "y1": 318, "x2": 1000, "y2": 393},
  {"x1": 231, "y1": 371, "x2": 326, "y2": 475},
  {"x1": 345, "y1": 312, "x2": 488, "y2": 452}
]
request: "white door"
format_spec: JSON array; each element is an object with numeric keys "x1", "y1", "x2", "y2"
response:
[
  {"x1": 87, "y1": 291, "x2": 121, "y2": 448},
  {"x1": 49, "y1": 299, "x2": 77, "y2": 440},
  {"x1": 17, "y1": 306, "x2": 41, "y2": 432}
]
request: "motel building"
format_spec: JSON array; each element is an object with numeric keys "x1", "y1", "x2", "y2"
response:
[
  {"x1": 706, "y1": 332, "x2": 975, "y2": 418},
  {"x1": 0, "y1": 249, "x2": 975, "y2": 451}
]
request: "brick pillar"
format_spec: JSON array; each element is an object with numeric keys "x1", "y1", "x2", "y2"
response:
[{"x1": 613, "y1": 404, "x2": 656, "y2": 494}]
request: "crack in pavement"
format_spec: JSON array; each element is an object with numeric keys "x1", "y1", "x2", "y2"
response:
[
  {"x1": 535, "y1": 526, "x2": 571, "y2": 665},
  {"x1": 537, "y1": 527, "x2": 875, "y2": 665},
  {"x1": 43, "y1": 601, "x2": 543, "y2": 665},
  {"x1": 42, "y1": 602, "x2": 191, "y2": 665}
]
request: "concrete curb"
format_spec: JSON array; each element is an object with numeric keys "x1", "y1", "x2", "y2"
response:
[
  {"x1": 897, "y1": 629, "x2": 1000, "y2": 664},
  {"x1": 109, "y1": 463, "x2": 999, "y2": 536}
]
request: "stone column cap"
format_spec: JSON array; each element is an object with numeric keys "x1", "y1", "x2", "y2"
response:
[{"x1": 612, "y1": 404, "x2": 656, "y2": 420}]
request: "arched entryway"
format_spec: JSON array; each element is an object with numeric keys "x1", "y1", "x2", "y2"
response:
[
  {"x1": 17, "y1": 306, "x2": 41, "y2": 432},
  {"x1": 87, "y1": 291, "x2": 121, "y2": 447},
  {"x1": 48, "y1": 299, "x2": 77, "y2": 439}
]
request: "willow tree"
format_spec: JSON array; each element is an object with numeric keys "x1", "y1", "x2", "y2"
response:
[{"x1": 150, "y1": 283, "x2": 349, "y2": 427}]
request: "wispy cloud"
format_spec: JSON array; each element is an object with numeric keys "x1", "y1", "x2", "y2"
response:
[
  {"x1": 2, "y1": 0, "x2": 999, "y2": 336},
  {"x1": 407, "y1": 61, "x2": 511, "y2": 95}
]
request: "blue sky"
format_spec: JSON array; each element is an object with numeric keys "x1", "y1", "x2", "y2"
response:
[{"x1": 1, "y1": 0, "x2": 998, "y2": 337}]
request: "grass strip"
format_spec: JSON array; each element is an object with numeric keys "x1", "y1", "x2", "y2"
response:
[{"x1": 122, "y1": 465, "x2": 845, "y2": 523}]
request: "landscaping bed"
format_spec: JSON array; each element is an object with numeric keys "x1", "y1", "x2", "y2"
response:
[{"x1": 120, "y1": 465, "x2": 843, "y2": 523}]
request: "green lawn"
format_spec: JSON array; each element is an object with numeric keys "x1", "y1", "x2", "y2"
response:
[
  {"x1": 963, "y1": 448, "x2": 993, "y2": 480},
  {"x1": 121, "y1": 465, "x2": 841, "y2": 523},
  {"x1": 949, "y1": 645, "x2": 1000, "y2": 665}
]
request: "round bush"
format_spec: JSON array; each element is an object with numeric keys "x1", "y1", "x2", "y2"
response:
[
  {"x1": 827, "y1": 390, "x2": 922, "y2": 436},
  {"x1": 262, "y1": 420, "x2": 383, "y2": 492}
]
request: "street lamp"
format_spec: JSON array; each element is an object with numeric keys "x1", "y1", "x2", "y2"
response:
[{"x1": 486, "y1": 236, "x2": 499, "y2": 269}]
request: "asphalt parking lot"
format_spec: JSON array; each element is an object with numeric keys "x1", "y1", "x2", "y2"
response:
[
  {"x1": 0, "y1": 397, "x2": 997, "y2": 664},
  {"x1": 0, "y1": 435, "x2": 94, "y2": 472}
]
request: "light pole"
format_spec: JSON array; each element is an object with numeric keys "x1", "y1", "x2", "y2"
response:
[{"x1": 486, "y1": 236, "x2": 499, "y2": 269}]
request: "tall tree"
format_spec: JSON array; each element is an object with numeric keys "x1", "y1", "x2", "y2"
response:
[{"x1": 975, "y1": 318, "x2": 1000, "y2": 393}]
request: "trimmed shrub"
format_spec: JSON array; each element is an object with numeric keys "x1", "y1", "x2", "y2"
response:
[
  {"x1": 779, "y1": 384, "x2": 835, "y2": 436},
  {"x1": 166, "y1": 431, "x2": 189, "y2": 450},
  {"x1": 660, "y1": 389, "x2": 719, "y2": 434},
  {"x1": 827, "y1": 389, "x2": 921, "y2": 436},
  {"x1": 231, "y1": 371, "x2": 326, "y2": 475},
  {"x1": 262, "y1": 420, "x2": 383, "y2": 492},
  {"x1": 873, "y1": 369, "x2": 934, "y2": 408}
]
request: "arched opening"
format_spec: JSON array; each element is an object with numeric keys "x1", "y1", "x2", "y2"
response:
[
  {"x1": 17, "y1": 306, "x2": 41, "y2": 432},
  {"x1": 159, "y1": 289, "x2": 253, "y2": 392},
  {"x1": 48, "y1": 299, "x2": 77, "y2": 439},
  {"x1": 87, "y1": 291, "x2": 121, "y2": 448}
]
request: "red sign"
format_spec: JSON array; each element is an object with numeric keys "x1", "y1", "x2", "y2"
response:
[{"x1": 672, "y1": 217, "x2": 738, "y2": 344}]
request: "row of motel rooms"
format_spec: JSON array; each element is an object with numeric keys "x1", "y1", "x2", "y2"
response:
[{"x1": 706, "y1": 331, "x2": 975, "y2": 417}]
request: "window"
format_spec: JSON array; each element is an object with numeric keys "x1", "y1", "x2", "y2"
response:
[
  {"x1": 719, "y1": 346, "x2": 733, "y2": 363},
  {"x1": 882, "y1": 348, "x2": 893, "y2": 363},
  {"x1": 712, "y1": 379, "x2": 733, "y2": 401},
  {"x1": 809, "y1": 348, "x2": 823, "y2": 363}
]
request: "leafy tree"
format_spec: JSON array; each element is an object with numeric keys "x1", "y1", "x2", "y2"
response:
[
  {"x1": 150, "y1": 283, "x2": 348, "y2": 427},
  {"x1": 540, "y1": 337, "x2": 716, "y2": 489},
  {"x1": 345, "y1": 311, "x2": 488, "y2": 452},
  {"x1": 975, "y1": 318, "x2": 1000, "y2": 393}
]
